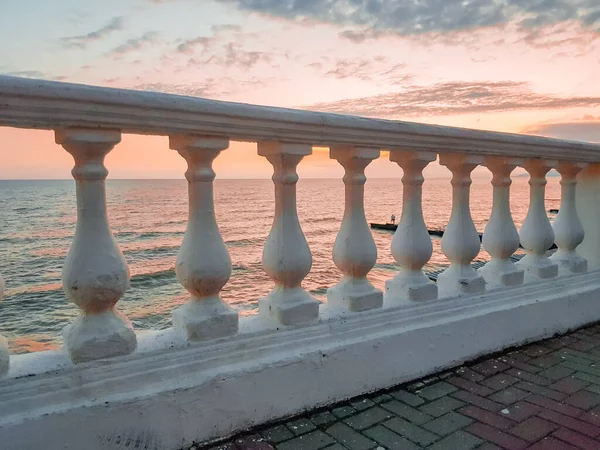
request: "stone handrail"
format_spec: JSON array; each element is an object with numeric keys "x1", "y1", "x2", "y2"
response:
[{"x1": 2, "y1": 75, "x2": 600, "y2": 449}]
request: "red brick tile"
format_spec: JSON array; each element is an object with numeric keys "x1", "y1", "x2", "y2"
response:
[
  {"x1": 500, "y1": 357, "x2": 544, "y2": 374},
  {"x1": 470, "y1": 359, "x2": 511, "y2": 377},
  {"x1": 476, "y1": 444, "x2": 504, "y2": 450},
  {"x1": 569, "y1": 340, "x2": 599, "y2": 352},
  {"x1": 526, "y1": 394, "x2": 584, "y2": 418},
  {"x1": 550, "y1": 377, "x2": 590, "y2": 394},
  {"x1": 451, "y1": 390, "x2": 504, "y2": 412},
  {"x1": 527, "y1": 436, "x2": 579, "y2": 449},
  {"x1": 538, "y1": 409, "x2": 600, "y2": 437},
  {"x1": 448, "y1": 377, "x2": 494, "y2": 397},
  {"x1": 508, "y1": 416, "x2": 558, "y2": 442},
  {"x1": 565, "y1": 390, "x2": 600, "y2": 411},
  {"x1": 459, "y1": 405, "x2": 515, "y2": 430},
  {"x1": 488, "y1": 387, "x2": 530, "y2": 406},
  {"x1": 580, "y1": 408, "x2": 600, "y2": 428},
  {"x1": 529, "y1": 354, "x2": 566, "y2": 369},
  {"x1": 552, "y1": 428, "x2": 600, "y2": 450},
  {"x1": 234, "y1": 435, "x2": 275, "y2": 450},
  {"x1": 467, "y1": 423, "x2": 528, "y2": 450},
  {"x1": 498, "y1": 401, "x2": 541, "y2": 423},
  {"x1": 523, "y1": 344, "x2": 554, "y2": 358}
]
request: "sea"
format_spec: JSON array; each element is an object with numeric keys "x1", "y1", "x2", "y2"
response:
[{"x1": 0, "y1": 177, "x2": 561, "y2": 354}]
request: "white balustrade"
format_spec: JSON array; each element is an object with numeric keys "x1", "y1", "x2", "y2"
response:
[
  {"x1": 551, "y1": 162, "x2": 588, "y2": 274},
  {"x1": 328, "y1": 146, "x2": 382, "y2": 312},
  {"x1": 438, "y1": 154, "x2": 486, "y2": 297},
  {"x1": 170, "y1": 135, "x2": 238, "y2": 340},
  {"x1": 56, "y1": 128, "x2": 137, "y2": 363},
  {"x1": 0, "y1": 273, "x2": 8, "y2": 377},
  {"x1": 258, "y1": 142, "x2": 320, "y2": 325},
  {"x1": 517, "y1": 160, "x2": 559, "y2": 281},
  {"x1": 478, "y1": 157, "x2": 524, "y2": 289},
  {"x1": 386, "y1": 151, "x2": 438, "y2": 303}
]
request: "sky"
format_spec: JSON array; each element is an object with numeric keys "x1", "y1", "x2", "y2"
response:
[{"x1": 0, "y1": 0, "x2": 599, "y2": 179}]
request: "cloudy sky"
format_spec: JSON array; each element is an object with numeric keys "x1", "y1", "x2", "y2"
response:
[{"x1": 1, "y1": 0, "x2": 599, "y2": 179}]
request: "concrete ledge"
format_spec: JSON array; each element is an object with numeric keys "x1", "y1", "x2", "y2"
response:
[{"x1": 1, "y1": 272, "x2": 600, "y2": 449}]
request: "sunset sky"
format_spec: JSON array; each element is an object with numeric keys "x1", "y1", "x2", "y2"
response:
[{"x1": 1, "y1": 0, "x2": 599, "y2": 179}]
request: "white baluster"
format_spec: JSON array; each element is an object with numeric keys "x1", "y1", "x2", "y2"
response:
[
  {"x1": 517, "y1": 160, "x2": 559, "y2": 281},
  {"x1": 258, "y1": 142, "x2": 320, "y2": 325},
  {"x1": 438, "y1": 154, "x2": 486, "y2": 297},
  {"x1": 386, "y1": 151, "x2": 437, "y2": 303},
  {"x1": 56, "y1": 128, "x2": 136, "y2": 363},
  {"x1": 170, "y1": 135, "x2": 238, "y2": 341},
  {"x1": 551, "y1": 162, "x2": 588, "y2": 274},
  {"x1": 328, "y1": 146, "x2": 382, "y2": 312},
  {"x1": 0, "y1": 274, "x2": 8, "y2": 377},
  {"x1": 478, "y1": 157, "x2": 524, "y2": 289}
]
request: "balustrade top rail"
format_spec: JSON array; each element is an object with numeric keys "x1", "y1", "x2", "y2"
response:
[{"x1": 1, "y1": 75, "x2": 600, "y2": 161}]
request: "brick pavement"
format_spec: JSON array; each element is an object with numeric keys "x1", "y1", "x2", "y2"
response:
[{"x1": 193, "y1": 323, "x2": 600, "y2": 450}]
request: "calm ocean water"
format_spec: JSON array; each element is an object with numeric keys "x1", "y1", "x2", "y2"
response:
[{"x1": 0, "y1": 177, "x2": 560, "y2": 353}]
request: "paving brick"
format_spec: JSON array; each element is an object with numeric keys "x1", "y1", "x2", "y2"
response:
[
  {"x1": 423, "y1": 411, "x2": 473, "y2": 437},
  {"x1": 417, "y1": 381, "x2": 457, "y2": 400},
  {"x1": 260, "y1": 425, "x2": 294, "y2": 443},
  {"x1": 321, "y1": 445, "x2": 345, "y2": 450},
  {"x1": 372, "y1": 393, "x2": 392, "y2": 404},
  {"x1": 549, "y1": 376, "x2": 590, "y2": 394},
  {"x1": 552, "y1": 428, "x2": 600, "y2": 450},
  {"x1": 351, "y1": 398, "x2": 376, "y2": 412},
  {"x1": 467, "y1": 423, "x2": 528, "y2": 450},
  {"x1": 451, "y1": 390, "x2": 505, "y2": 412},
  {"x1": 276, "y1": 431, "x2": 334, "y2": 450},
  {"x1": 488, "y1": 387, "x2": 530, "y2": 406},
  {"x1": 475, "y1": 444, "x2": 503, "y2": 450},
  {"x1": 522, "y1": 344, "x2": 553, "y2": 358},
  {"x1": 508, "y1": 416, "x2": 558, "y2": 442},
  {"x1": 447, "y1": 377, "x2": 494, "y2": 397},
  {"x1": 496, "y1": 401, "x2": 541, "y2": 422},
  {"x1": 586, "y1": 384, "x2": 600, "y2": 395},
  {"x1": 564, "y1": 389, "x2": 600, "y2": 410},
  {"x1": 310, "y1": 411, "x2": 337, "y2": 428},
  {"x1": 419, "y1": 396, "x2": 465, "y2": 417},
  {"x1": 480, "y1": 373, "x2": 519, "y2": 391},
  {"x1": 539, "y1": 365, "x2": 576, "y2": 381},
  {"x1": 526, "y1": 394, "x2": 585, "y2": 418},
  {"x1": 569, "y1": 340, "x2": 599, "y2": 352},
  {"x1": 382, "y1": 417, "x2": 439, "y2": 446},
  {"x1": 559, "y1": 348, "x2": 600, "y2": 365},
  {"x1": 459, "y1": 405, "x2": 514, "y2": 430},
  {"x1": 427, "y1": 430, "x2": 482, "y2": 450},
  {"x1": 286, "y1": 419, "x2": 316, "y2": 436},
  {"x1": 526, "y1": 436, "x2": 578, "y2": 450},
  {"x1": 344, "y1": 407, "x2": 393, "y2": 431},
  {"x1": 538, "y1": 408, "x2": 600, "y2": 437},
  {"x1": 574, "y1": 371, "x2": 600, "y2": 386},
  {"x1": 580, "y1": 408, "x2": 600, "y2": 428},
  {"x1": 389, "y1": 390, "x2": 425, "y2": 407},
  {"x1": 207, "y1": 443, "x2": 237, "y2": 450},
  {"x1": 362, "y1": 425, "x2": 420, "y2": 450},
  {"x1": 470, "y1": 359, "x2": 510, "y2": 377},
  {"x1": 506, "y1": 368, "x2": 552, "y2": 386},
  {"x1": 455, "y1": 366, "x2": 486, "y2": 382},
  {"x1": 234, "y1": 435, "x2": 275, "y2": 450},
  {"x1": 513, "y1": 380, "x2": 567, "y2": 401},
  {"x1": 528, "y1": 354, "x2": 565, "y2": 369},
  {"x1": 380, "y1": 400, "x2": 433, "y2": 425},
  {"x1": 325, "y1": 423, "x2": 376, "y2": 450},
  {"x1": 499, "y1": 356, "x2": 544, "y2": 373},
  {"x1": 563, "y1": 360, "x2": 600, "y2": 378},
  {"x1": 331, "y1": 406, "x2": 356, "y2": 419}
]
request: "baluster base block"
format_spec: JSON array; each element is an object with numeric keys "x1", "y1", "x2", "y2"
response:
[
  {"x1": 0, "y1": 334, "x2": 8, "y2": 377},
  {"x1": 327, "y1": 278, "x2": 382, "y2": 312},
  {"x1": 550, "y1": 254, "x2": 588, "y2": 274},
  {"x1": 259, "y1": 287, "x2": 320, "y2": 325},
  {"x1": 516, "y1": 255, "x2": 559, "y2": 281},
  {"x1": 385, "y1": 273, "x2": 438, "y2": 303},
  {"x1": 63, "y1": 309, "x2": 137, "y2": 363},
  {"x1": 478, "y1": 261, "x2": 524, "y2": 290},
  {"x1": 437, "y1": 266, "x2": 486, "y2": 298},
  {"x1": 173, "y1": 298, "x2": 239, "y2": 341}
]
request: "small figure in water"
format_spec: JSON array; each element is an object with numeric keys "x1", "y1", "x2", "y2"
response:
[{"x1": 391, "y1": 214, "x2": 396, "y2": 225}]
